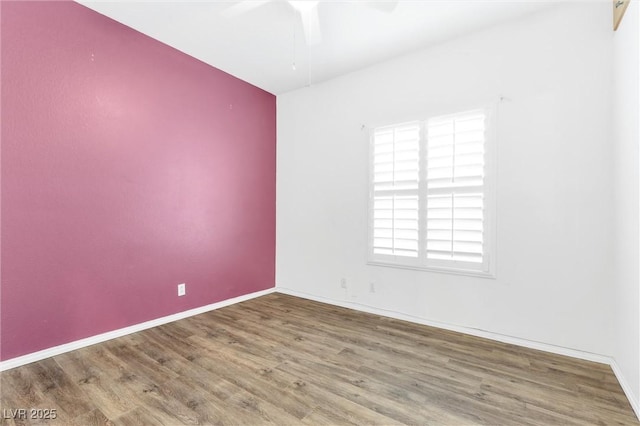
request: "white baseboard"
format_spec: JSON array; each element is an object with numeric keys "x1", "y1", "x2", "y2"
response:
[
  {"x1": 611, "y1": 359, "x2": 640, "y2": 420},
  {"x1": 0, "y1": 287, "x2": 275, "y2": 372},
  {"x1": 276, "y1": 286, "x2": 640, "y2": 421},
  {"x1": 276, "y1": 287, "x2": 611, "y2": 363}
]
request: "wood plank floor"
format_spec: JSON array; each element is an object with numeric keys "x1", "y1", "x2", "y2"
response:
[{"x1": 1, "y1": 293, "x2": 638, "y2": 425}]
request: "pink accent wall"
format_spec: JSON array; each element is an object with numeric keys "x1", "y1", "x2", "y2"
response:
[{"x1": 1, "y1": 1, "x2": 276, "y2": 361}]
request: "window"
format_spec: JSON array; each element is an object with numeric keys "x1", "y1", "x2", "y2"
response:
[{"x1": 368, "y1": 108, "x2": 495, "y2": 277}]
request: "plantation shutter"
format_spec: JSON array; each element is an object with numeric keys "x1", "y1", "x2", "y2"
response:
[
  {"x1": 371, "y1": 123, "x2": 420, "y2": 258},
  {"x1": 425, "y1": 111, "x2": 486, "y2": 263}
]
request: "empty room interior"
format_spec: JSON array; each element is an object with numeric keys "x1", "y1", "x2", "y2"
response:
[{"x1": 2, "y1": 0, "x2": 640, "y2": 424}]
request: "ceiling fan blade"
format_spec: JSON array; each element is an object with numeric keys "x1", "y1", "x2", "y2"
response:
[
  {"x1": 365, "y1": 1, "x2": 399, "y2": 14},
  {"x1": 299, "y1": 4, "x2": 322, "y2": 46},
  {"x1": 221, "y1": 0, "x2": 271, "y2": 19}
]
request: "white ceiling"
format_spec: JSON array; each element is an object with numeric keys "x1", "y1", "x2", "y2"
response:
[{"x1": 77, "y1": 1, "x2": 558, "y2": 95}]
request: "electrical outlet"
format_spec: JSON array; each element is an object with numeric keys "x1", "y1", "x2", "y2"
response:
[
  {"x1": 340, "y1": 278, "x2": 347, "y2": 289},
  {"x1": 370, "y1": 282, "x2": 376, "y2": 293},
  {"x1": 177, "y1": 283, "x2": 186, "y2": 296}
]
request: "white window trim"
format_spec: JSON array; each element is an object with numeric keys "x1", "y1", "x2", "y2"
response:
[{"x1": 367, "y1": 105, "x2": 497, "y2": 279}]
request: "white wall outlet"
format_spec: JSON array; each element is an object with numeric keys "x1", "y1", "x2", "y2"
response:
[
  {"x1": 370, "y1": 282, "x2": 376, "y2": 293},
  {"x1": 340, "y1": 278, "x2": 347, "y2": 289},
  {"x1": 177, "y1": 283, "x2": 186, "y2": 296}
]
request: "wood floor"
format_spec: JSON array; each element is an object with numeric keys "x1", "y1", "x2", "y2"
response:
[{"x1": 1, "y1": 293, "x2": 638, "y2": 425}]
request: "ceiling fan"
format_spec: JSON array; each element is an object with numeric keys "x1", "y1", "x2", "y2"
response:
[{"x1": 222, "y1": 0, "x2": 399, "y2": 46}]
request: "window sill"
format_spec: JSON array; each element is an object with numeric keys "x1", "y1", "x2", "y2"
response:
[{"x1": 367, "y1": 261, "x2": 496, "y2": 279}]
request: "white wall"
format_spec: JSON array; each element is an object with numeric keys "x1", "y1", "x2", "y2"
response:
[
  {"x1": 277, "y1": 3, "x2": 614, "y2": 356},
  {"x1": 613, "y1": 0, "x2": 640, "y2": 413}
]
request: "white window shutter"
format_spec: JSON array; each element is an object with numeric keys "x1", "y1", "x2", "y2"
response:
[
  {"x1": 372, "y1": 123, "x2": 420, "y2": 258},
  {"x1": 368, "y1": 107, "x2": 494, "y2": 277},
  {"x1": 426, "y1": 111, "x2": 486, "y2": 263}
]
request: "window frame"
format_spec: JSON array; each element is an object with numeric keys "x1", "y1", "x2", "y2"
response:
[{"x1": 367, "y1": 105, "x2": 497, "y2": 279}]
